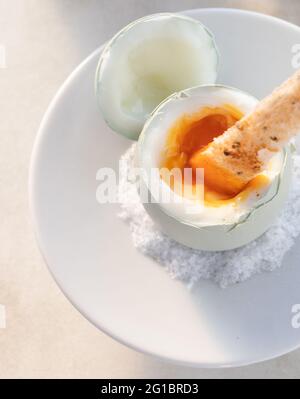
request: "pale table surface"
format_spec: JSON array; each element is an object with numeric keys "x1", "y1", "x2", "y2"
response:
[{"x1": 1, "y1": 0, "x2": 300, "y2": 379}]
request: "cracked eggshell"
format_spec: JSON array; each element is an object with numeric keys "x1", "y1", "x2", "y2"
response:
[
  {"x1": 137, "y1": 85, "x2": 292, "y2": 251},
  {"x1": 95, "y1": 13, "x2": 218, "y2": 140}
]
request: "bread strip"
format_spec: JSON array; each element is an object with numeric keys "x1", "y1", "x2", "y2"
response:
[{"x1": 190, "y1": 69, "x2": 300, "y2": 195}]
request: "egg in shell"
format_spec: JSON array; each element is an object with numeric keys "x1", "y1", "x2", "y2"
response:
[
  {"x1": 94, "y1": 14, "x2": 292, "y2": 251},
  {"x1": 95, "y1": 13, "x2": 218, "y2": 140},
  {"x1": 137, "y1": 85, "x2": 292, "y2": 251}
]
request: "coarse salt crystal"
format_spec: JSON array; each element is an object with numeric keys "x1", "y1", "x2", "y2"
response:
[{"x1": 118, "y1": 144, "x2": 300, "y2": 288}]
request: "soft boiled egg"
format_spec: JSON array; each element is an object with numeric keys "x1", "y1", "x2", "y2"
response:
[
  {"x1": 137, "y1": 85, "x2": 292, "y2": 251},
  {"x1": 95, "y1": 13, "x2": 218, "y2": 140}
]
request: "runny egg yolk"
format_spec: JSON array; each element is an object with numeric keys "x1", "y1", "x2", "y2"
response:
[{"x1": 160, "y1": 105, "x2": 270, "y2": 206}]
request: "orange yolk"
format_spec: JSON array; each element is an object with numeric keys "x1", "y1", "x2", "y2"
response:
[{"x1": 160, "y1": 105, "x2": 270, "y2": 206}]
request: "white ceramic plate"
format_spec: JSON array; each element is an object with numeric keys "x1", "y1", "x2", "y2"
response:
[{"x1": 30, "y1": 8, "x2": 300, "y2": 368}]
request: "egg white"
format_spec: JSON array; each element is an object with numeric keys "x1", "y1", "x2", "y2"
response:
[
  {"x1": 138, "y1": 85, "x2": 285, "y2": 227},
  {"x1": 95, "y1": 13, "x2": 218, "y2": 140}
]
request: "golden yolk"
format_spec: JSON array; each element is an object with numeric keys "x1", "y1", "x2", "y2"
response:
[{"x1": 160, "y1": 105, "x2": 270, "y2": 206}]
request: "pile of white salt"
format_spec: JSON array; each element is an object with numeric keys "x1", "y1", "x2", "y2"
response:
[{"x1": 118, "y1": 144, "x2": 300, "y2": 288}]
